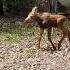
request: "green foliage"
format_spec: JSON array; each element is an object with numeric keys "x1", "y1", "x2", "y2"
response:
[{"x1": 0, "y1": 22, "x2": 36, "y2": 43}]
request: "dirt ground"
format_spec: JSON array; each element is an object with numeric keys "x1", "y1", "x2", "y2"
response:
[{"x1": 0, "y1": 35, "x2": 70, "y2": 70}]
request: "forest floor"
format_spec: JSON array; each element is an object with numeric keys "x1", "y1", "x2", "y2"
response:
[{"x1": 0, "y1": 16, "x2": 70, "y2": 70}]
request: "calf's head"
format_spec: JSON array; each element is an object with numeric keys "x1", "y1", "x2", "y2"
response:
[{"x1": 24, "y1": 6, "x2": 38, "y2": 23}]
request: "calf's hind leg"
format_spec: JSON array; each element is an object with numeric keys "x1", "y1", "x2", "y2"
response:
[
  {"x1": 58, "y1": 28, "x2": 68, "y2": 50},
  {"x1": 68, "y1": 31, "x2": 70, "y2": 46}
]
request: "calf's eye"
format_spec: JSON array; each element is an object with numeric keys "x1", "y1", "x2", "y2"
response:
[{"x1": 31, "y1": 16, "x2": 33, "y2": 19}]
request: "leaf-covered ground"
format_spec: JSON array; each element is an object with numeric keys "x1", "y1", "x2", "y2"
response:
[{"x1": 0, "y1": 17, "x2": 70, "y2": 70}]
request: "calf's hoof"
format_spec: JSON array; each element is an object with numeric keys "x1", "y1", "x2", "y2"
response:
[
  {"x1": 52, "y1": 47, "x2": 57, "y2": 51},
  {"x1": 58, "y1": 45, "x2": 61, "y2": 50},
  {"x1": 36, "y1": 45, "x2": 40, "y2": 49}
]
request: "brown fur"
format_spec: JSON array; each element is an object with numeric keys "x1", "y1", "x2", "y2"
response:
[{"x1": 24, "y1": 7, "x2": 70, "y2": 50}]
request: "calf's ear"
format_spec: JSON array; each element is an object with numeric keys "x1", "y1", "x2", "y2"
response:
[
  {"x1": 35, "y1": 7, "x2": 38, "y2": 12},
  {"x1": 33, "y1": 6, "x2": 38, "y2": 14}
]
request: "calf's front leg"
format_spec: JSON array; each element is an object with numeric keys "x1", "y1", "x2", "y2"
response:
[{"x1": 36, "y1": 28, "x2": 44, "y2": 49}]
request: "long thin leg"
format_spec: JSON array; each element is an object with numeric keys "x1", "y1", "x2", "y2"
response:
[
  {"x1": 67, "y1": 31, "x2": 70, "y2": 47},
  {"x1": 47, "y1": 28, "x2": 56, "y2": 50},
  {"x1": 68, "y1": 31, "x2": 70, "y2": 43},
  {"x1": 58, "y1": 35, "x2": 65, "y2": 50},
  {"x1": 58, "y1": 28, "x2": 67, "y2": 50},
  {"x1": 36, "y1": 28, "x2": 44, "y2": 49}
]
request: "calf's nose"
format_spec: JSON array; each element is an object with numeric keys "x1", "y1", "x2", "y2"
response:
[{"x1": 24, "y1": 18, "x2": 28, "y2": 23}]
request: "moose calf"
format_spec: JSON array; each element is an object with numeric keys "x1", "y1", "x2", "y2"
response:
[{"x1": 24, "y1": 6, "x2": 70, "y2": 50}]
